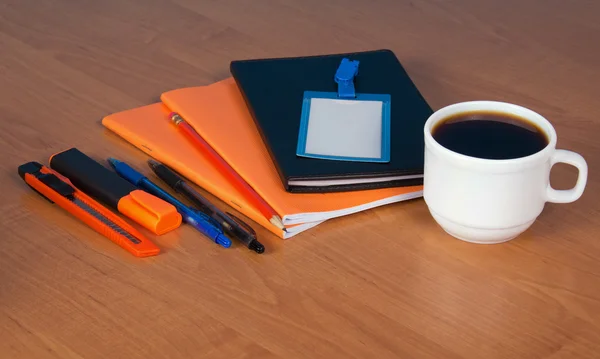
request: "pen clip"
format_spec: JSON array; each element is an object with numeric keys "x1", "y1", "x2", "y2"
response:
[{"x1": 226, "y1": 212, "x2": 257, "y2": 239}]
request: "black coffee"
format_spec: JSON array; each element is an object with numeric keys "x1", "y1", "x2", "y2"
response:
[{"x1": 431, "y1": 110, "x2": 549, "y2": 159}]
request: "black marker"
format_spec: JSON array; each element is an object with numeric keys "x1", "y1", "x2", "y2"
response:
[{"x1": 147, "y1": 159, "x2": 265, "y2": 254}]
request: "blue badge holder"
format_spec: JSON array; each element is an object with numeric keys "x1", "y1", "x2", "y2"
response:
[{"x1": 296, "y1": 58, "x2": 391, "y2": 163}]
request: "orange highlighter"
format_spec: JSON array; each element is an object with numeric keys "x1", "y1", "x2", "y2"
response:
[
  {"x1": 18, "y1": 161, "x2": 160, "y2": 257},
  {"x1": 49, "y1": 148, "x2": 182, "y2": 235}
]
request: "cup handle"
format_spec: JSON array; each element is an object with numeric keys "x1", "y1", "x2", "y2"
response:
[{"x1": 546, "y1": 149, "x2": 588, "y2": 203}]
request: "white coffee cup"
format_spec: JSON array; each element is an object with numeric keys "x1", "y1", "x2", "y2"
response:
[{"x1": 423, "y1": 101, "x2": 587, "y2": 244}]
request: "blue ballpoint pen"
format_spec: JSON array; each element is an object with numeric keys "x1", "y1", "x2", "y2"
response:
[{"x1": 107, "y1": 158, "x2": 232, "y2": 248}]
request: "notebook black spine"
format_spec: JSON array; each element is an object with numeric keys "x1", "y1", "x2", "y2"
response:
[
  {"x1": 229, "y1": 71, "x2": 292, "y2": 191},
  {"x1": 287, "y1": 178, "x2": 424, "y2": 193}
]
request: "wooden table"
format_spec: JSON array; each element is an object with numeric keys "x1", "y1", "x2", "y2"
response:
[{"x1": 1, "y1": 1, "x2": 599, "y2": 358}]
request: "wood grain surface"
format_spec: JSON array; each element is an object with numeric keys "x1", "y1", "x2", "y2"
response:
[{"x1": 1, "y1": 0, "x2": 599, "y2": 358}]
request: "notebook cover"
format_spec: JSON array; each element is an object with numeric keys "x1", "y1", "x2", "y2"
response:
[
  {"x1": 161, "y1": 78, "x2": 422, "y2": 221},
  {"x1": 102, "y1": 79, "x2": 422, "y2": 238},
  {"x1": 229, "y1": 49, "x2": 433, "y2": 192}
]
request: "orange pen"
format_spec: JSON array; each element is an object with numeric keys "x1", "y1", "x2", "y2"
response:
[{"x1": 18, "y1": 161, "x2": 161, "y2": 257}]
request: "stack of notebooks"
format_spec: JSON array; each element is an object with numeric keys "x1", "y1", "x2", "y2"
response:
[{"x1": 102, "y1": 49, "x2": 433, "y2": 239}]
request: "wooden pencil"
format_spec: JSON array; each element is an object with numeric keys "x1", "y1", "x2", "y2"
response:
[{"x1": 169, "y1": 112, "x2": 286, "y2": 232}]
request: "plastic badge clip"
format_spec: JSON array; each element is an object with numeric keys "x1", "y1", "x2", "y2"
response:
[{"x1": 334, "y1": 58, "x2": 359, "y2": 98}]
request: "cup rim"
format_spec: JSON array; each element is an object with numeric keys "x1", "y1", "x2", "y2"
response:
[{"x1": 424, "y1": 101, "x2": 557, "y2": 166}]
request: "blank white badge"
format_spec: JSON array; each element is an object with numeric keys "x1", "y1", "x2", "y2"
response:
[{"x1": 296, "y1": 91, "x2": 391, "y2": 162}]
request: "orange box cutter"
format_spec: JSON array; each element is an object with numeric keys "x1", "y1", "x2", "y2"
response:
[{"x1": 18, "y1": 161, "x2": 160, "y2": 257}]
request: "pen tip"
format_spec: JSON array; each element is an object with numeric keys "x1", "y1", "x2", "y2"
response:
[
  {"x1": 216, "y1": 234, "x2": 232, "y2": 248},
  {"x1": 249, "y1": 240, "x2": 265, "y2": 254}
]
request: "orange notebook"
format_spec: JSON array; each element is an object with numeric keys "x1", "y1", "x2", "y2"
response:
[{"x1": 102, "y1": 78, "x2": 423, "y2": 239}]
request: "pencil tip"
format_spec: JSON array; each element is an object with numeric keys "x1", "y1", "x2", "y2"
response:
[{"x1": 270, "y1": 216, "x2": 286, "y2": 232}]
